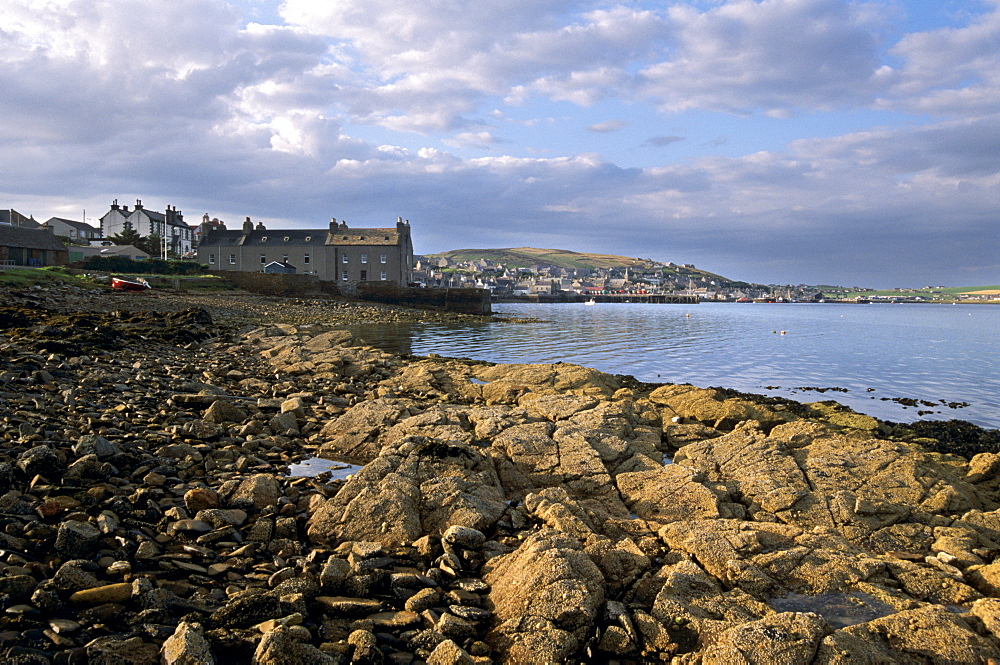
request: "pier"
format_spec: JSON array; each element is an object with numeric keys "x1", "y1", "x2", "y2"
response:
[{"x1": 503, "y1": 293, "x2": 699, "y2": 304}]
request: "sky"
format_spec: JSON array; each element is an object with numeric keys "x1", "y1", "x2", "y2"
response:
[{"x1": 1, "y1": 0, "x2": 998, "y2": 288}]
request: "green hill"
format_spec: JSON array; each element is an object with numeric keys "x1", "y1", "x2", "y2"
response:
[{"x1": 423, "y1": 247, "x2": 730, "y2": 281}]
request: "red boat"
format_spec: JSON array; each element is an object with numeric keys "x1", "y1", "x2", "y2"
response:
[{"x1": 111, "y1": 277, "x2": 151, "y2": 291}]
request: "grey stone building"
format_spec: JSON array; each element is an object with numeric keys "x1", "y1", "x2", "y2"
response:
[{"x1": 196, "y1": 217, "x2": 414, "y2": 288}]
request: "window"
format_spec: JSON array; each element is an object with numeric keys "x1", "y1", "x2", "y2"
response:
[
  {"x1": 260, "y1": 236, "x2": 267, "y2": 242},
  {"x1": 282, "y1": 255, "x2": 288, "y2": 263},
  {"x1": 209, "y1": 254, "x2": 215, "y2": 265},
  {"x1": 260, "y1": 254, "x2": 266, "y2": 264},
  {"x1": 361, "y1": 253, "x2": 368, "y2": 264},
  {"x1": 283, "y1": 236, "x2": 289, "y2": 242},
  {"x1": 380, "y1": 271, "x2": 387, "y2": 281},
  {"x1": 303, "y1": 253, "x2": 310, "y2": 265},
  {"x1": 360, "y1": 270, "x2": 367, "y2": 281},
  {"x1": 229, "y1": 254, "x2": 236, "y2": 265},
  {"x1": 342, "y1": 254, "x2": 349, "y2": 263},
  {"x1": 342, "y1": 270, "x2": 348, "y2": 281},
  {"x1": 380, "y1": 253, "x2": 387, "y2": 264},
  {"x1": 305, "y1": 236, "x2": 312, "y2": 242}
]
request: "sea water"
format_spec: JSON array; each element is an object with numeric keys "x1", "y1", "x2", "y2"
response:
[{"x1": 342, "y1": 302, "x2": 1000, "y2": 430}]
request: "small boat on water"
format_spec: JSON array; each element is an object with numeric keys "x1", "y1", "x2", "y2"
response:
[
  {"x1": 584, "y1": 299, "x2": 597, "y2": 306},
  {"x1": 111, "y1": 276, "x2": 151, "y2": 291}
]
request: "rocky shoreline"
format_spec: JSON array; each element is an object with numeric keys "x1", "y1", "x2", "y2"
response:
[{"x1": 2, "y1": 283, "x2": 1000, "y2": 664}]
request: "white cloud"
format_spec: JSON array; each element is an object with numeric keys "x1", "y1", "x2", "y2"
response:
[
  {"x1": 589, "y1": 119, "x2": 627, "y2": 133},
  {"x1": 640, "y1": 0, "x2": 891, "y2": 114}
]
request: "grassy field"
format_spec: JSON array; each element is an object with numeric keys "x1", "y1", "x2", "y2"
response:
[
  {"x1": 0, "y1": 267, "x2": 99, "y2": 288},
  {"x1": 0, "y1": 267, "x2": 237, "y2": 291},
  {"x1": 825, "y1": 285, "x2": 1000, "y2": 300}
]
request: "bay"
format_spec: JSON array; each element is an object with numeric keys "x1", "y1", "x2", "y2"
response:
[{"x1": 344, "y1": 302, "x2": 1000, "y2": 429}]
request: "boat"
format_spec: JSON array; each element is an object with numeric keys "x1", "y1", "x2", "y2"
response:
[
  {"x1": 111, "y1": 276, "x2": 151, "y2": 291},
  {"x1": 584, "y1": 299, "x2": 597, "y2": 306}
]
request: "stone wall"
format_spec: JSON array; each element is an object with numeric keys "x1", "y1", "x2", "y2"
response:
[
  {"x1": 355, "y1": 282, "x2": 492, "y2": 315},
  {"x1": 211, "y1": 271, "x2": 341, "y2": 297},
  {"x1": 213, "y1": 271, "x2": 491, "y2": 314}
]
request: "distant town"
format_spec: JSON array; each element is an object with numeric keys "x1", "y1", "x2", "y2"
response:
[{"x1": 2, "y1": 202, "x2": 997, "y2": 303}]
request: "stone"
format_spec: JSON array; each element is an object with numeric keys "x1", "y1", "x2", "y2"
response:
[
  {"x1": 426, "y1": 638, "x2": 475, "y2": 665},
  {"x1": 228, "y1": 474, "x2": 281, "y2": 511},
  {"x1": 69, "y1": 583, "x2": 133, "y2": 604},
  {"x1": 161, "y1": 621, "x2": 215, "y2": 665},
  {"x1": 442, "y1": 525, "x2": 486, "y2": 550},
  {"x1": 55, "y1": 519, "x2": 102, "y2": 558}
]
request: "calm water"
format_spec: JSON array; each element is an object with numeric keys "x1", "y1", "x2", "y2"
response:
[{"x1": 344, "y1": 302, "x2": 1000, "y2": 429}]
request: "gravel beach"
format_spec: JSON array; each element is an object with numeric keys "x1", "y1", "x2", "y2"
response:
[{"x1": 2, "y1": 283, "x2": 1000, "y2": 664}]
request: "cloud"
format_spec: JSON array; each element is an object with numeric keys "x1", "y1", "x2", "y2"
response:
[
  {"x1": 646, "y1": 135, "x2": 685, "y2": 147},
  {"x1": 0, "y1": 0, "x2": 997, "y2": 288},
  {"x1": 588, "y1": 119, "x2": 627, "y2": 133}
]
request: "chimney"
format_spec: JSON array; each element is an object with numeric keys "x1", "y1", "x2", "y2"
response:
[
  {"x1": 242, "y1": 216, "x2": 253, "y2": 234},
  {"x1": 255, "y1": 221, "x2": 266, "y2": 231},
  {"x1": 330, "y1": 218, "x2": 337, "y2": 231},
  {"x1": 111, "y1": 199, "x2": 119, "y2": 211},
  {"x1": 135, "y1": 199, "x2": 143, "y2": 210}
]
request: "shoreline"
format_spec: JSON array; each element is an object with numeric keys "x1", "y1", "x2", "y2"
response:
[{"x1": 2, "y1": 284, "x2": 1000, "y2": 662}]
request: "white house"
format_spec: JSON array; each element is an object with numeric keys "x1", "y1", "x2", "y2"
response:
[{"x1": 100, "y1": 199, "x2": 195, "y2": 255}]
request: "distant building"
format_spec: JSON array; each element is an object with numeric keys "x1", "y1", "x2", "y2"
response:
[
  {"x1": 263, "y1": 260, "x2": 297, "y2": 274},
  {"x1": 0, "y1": 209, "x2": 39, "y2": 228},
  {"x1": 196, "y1": 217, "x2": 414, "y2": 289},
  {"x1": 100, "y1": 199, "x2": 196, "y2": 255},
  {"x1": 0, "y1": 225, "x2": 68, "y2": 267},
  {"x1": 41, "y1": 217, "x2": 102, "y2": 243}
]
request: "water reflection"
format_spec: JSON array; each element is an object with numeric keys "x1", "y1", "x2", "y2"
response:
[{"x1": 336, "y1": 302, "x2": 999, "y2": 429}]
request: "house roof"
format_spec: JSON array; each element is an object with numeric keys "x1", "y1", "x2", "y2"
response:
[
  {"x1": 0, "y1": 225, "x2": 68, "y2": 251},
  {"x1": 45, "y1": 217, "x2": 101, "y2": 233},
  {"x1": 328, "y1": 229, "x2": 402, "y2": 246},
  {"x1": 200, "y1": 227, "x2": 404, "y2": 247}
]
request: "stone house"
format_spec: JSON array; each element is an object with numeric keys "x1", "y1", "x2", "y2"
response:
[
  {"x1": 100, "y1": 200, "x2": 196, "y2": 255},
  {"x1": 0, "y1": 225, "x2": 68, "y2": 267},
  {"x1": 196, "y1": 217, "x2": 414, "y2": 289},
  {"x1": 41, "y1": 217, "x2": 102, "y2": 243}
]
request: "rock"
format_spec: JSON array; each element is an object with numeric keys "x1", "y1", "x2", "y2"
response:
[
  {"x1": 815, "y1": 604, "x2": 999, "y2": 663},
  {"x1": 254, "y1": 625, "x2": 340, "y2": 665},
  {"x1": 17, "y1": 444, "x2": 64, "y2": 478},
  {"x1": 317, "y1": 398, "x2": 413, "y2": 461},
  {"x1": 55, "y1": 519, "x2": 102, "y2": 558},
  {"x1": 308, "y1": 437, "x2": 505, "y2": 547},
  {"x1": 162, "y1": 621, "x2": 215, "y2": 665},
  {"x1": 426, "y1": 638, "x2": 475, "y2": 665},
  {"x1": 699, "y1": 612, "x2": 830, "y2": 664},
  {"x1": 227, "y1": 474, "x2": 281, "y2": 511},
  {"x1": 203, "y1": 399, "x2": 249, "y2": 424},
  {"x1": 210, "y1": 592, "x2": 283, "y2": 629},
  {"x1": 69, "y1": 583, "x2": 133, "y2": 604},
  {"x1": 85, "y1": 635, "x2": 161, "y2": 664},
  {"x1": 442, "y1": 525, "x2": 486, "y2": 550},
  {"x1": 184, "y1": 487, "x2": 221, "y2": 512},
  {"x1": 485, "y1": 530, "x2": 605, "y2": 662}
]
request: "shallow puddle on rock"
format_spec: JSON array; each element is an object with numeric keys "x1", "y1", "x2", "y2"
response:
[
  {"x1": 767, "y1": 591, "x2": 895, "y2": 629},
  {"x1": 469, "y1": 377, "x2": 489, "y2": 385},
  {"x1": 662, "y1": 453, "x2": 673, "y2": 465},
  {"x1": 286, "y1": 457, "x2": 364, "y2": 479}
]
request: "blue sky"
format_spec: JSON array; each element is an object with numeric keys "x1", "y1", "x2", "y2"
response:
[{"x1": 1, "y1": 0, "x2": 998, "y2": 287}]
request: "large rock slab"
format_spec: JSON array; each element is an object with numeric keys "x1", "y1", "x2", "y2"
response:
[
  {"x1": 317, "y1": 398, "x2": 414, "y2": 461},
  {"x1": 484, "y1": 530, "x2": 605, "y2": 662},
  {"x1": 307, "y1": 437, "x2": 506, "y2": 547}
]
